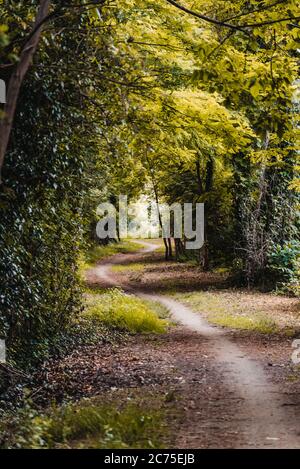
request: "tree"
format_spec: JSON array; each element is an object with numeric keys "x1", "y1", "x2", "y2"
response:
[{"x1": 0, "y1": 0, "x2": 299, "y2": 367}]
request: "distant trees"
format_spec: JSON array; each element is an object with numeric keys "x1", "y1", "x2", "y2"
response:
[{"x1": 114, "y1": 1, "x2": 299, "y2": 287}]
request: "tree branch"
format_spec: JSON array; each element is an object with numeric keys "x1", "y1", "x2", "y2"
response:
[
  {"x1": 0, "y1": 0, "x2": 51, "y2": 183},
  {"x1": 224, "y1": 0, "x2": 286, "y2": 22},
  {"x1": 242, "y1": 16, "x2": 300, "y2": 28},
  {"x1": 164, "y1": 0, "x2": 248, "y2": 34},
  {"x1": 165, "y1": 0, "x2": 299, "y2": 32}
]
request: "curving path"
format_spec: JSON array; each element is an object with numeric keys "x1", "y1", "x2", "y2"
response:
[{"x1": 92, "y1": 240, "x2": 300, "y2": 449}]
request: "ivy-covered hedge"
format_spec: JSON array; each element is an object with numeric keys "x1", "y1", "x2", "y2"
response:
[{"x1": 0, "y1": 69, "x2": 92, "y2": 367}]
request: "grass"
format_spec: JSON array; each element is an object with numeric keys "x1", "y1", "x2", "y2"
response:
[
  {"x1": 79, "y1": 240, "x2": 143, "y2": 275},
  {"x1": 111, "y1": 262, "x2": 146, "y2": 273},
  {"x1": 0, "y1": 398, "x2": 165, "y2": 449},
  {"x1": 84, "y1": 288, "x2": 168, "y2": 334},
  {"x1": 173, "y1": 291, "x2": 284, "y2": 335},
  {"x1": 209, "y1": 312, "x2": 278, "y2": 334},
  {"x1": 142, "y1": 298, "x2": 170, "y2": 320}
]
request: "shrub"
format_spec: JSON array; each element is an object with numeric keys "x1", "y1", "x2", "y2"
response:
[{"x1": 267, "y1": 241, "x2": 300, "y2": 293}]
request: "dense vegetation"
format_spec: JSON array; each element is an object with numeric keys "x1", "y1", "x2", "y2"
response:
[{"x1": 0, "y1": 0, "x2": 299, "y2": 367}]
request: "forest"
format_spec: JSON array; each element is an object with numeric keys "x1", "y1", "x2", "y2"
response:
[{"x1": 0, "y1": 0, "x2": 299, "y2": 452}]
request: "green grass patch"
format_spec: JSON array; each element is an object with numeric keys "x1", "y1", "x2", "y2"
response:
[
  {"x1": 0, "y1": 399, "x2": 165, "y2": 449},
  {"x1": 141, "y1": 298, "x2": 170, "y2": 320},
  {"x1": 80, "y1": 240, "x2": 143, "y2": 272},
  {"x1": 84, "y1": 289, "x2": 168, "y2": 334},
  {"x1": 173, "y1": 291, "x2": 280, "y2": 335},
  {"x1": 209, "y1": 312, "x2": 278, "y2": 334},
  {"x1": 111, "y1": 262, "x2": 146, "y2": 273}
]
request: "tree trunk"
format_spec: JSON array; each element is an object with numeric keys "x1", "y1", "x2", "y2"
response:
[
  {"x1": 196, "y1": 159, "x2": 203, "y2": 195},
  {"x1": 174, "y1": 237, "x2": 184, "y2": 260},
  {"x1": 0, "y1": 0, "x2": 51, "y2": 183}
]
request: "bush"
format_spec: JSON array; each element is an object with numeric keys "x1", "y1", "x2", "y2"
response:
[{"x1": 84, "y1": 289, "x2": 168, "y2": 334}]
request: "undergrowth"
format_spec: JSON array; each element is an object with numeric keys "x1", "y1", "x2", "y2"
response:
[
  {"x1": 0, "y1": 398, "x2": 165, "y2": 449},
  {"x1": 84, "y1": 289, "x2": 168, "y2": 334}
]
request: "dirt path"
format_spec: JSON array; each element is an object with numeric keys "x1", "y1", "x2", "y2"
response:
[{"x1": 89, "y1": 241, "x2": 300, "y2": 449}]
